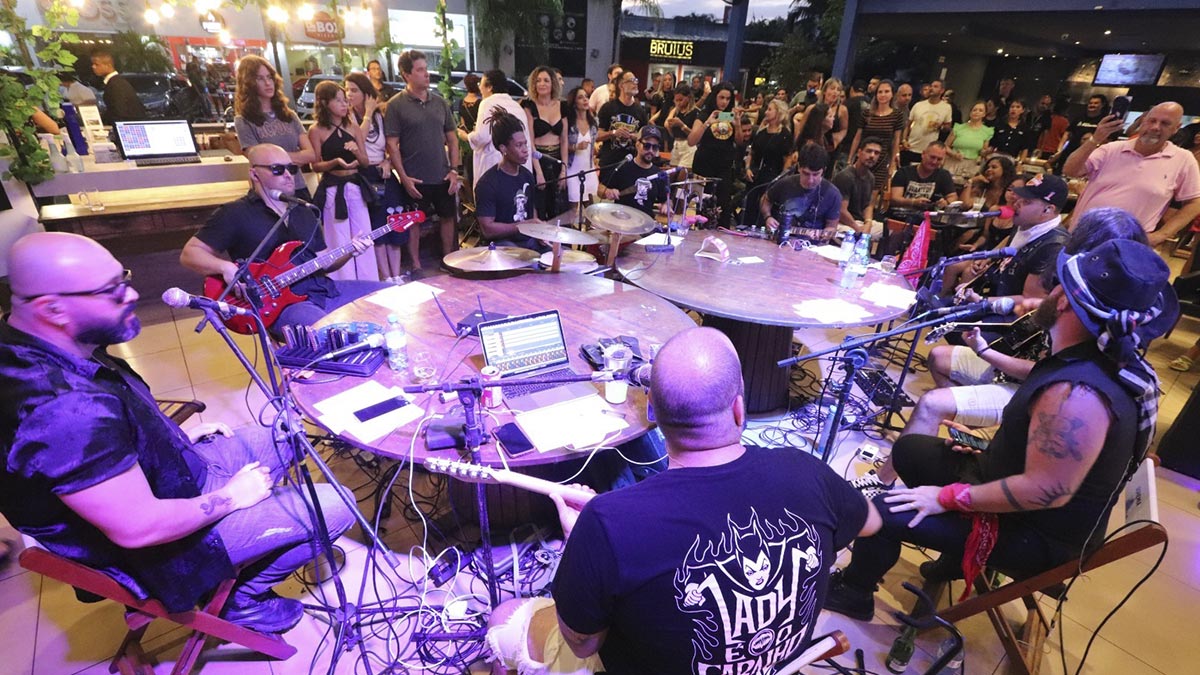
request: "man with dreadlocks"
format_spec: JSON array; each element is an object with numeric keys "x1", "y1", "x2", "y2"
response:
[
  {"x1": 473, "y1": 107, "x2": 559, "y2": 252},
  {"x1": 825, "y1": 238, "x2": 1178, "y2": 622}
]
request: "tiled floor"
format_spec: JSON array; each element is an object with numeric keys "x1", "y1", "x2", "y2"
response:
[{"x1": 2, "y1": 262, "x2": 1198, "y2": 674}]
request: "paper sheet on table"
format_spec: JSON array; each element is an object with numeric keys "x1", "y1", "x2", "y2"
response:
[
  {"x1": 514, "y1": 394, "x2": 629, "y2": 452},
  {"x1": 313, "y1": 380, "x2": 423, "y2": 443},
  {"x1": 737, "y1": 256, "x2": 764, "y2": 264},
  {"x1": 365, "y1": 281, "x2": 444, "y2": 313},
  {"x1": 860, "y1": 282, "x2": 918, "y2": 309},
  {"x1": 812, "y1": 244, "x2": 848, "y2": 262},
  {"x1": 635, "y1": 232, "x2": 673, "y2": 246},
  {"x1": 792, "y1": 298, "x2": 872, "y2": 323}
]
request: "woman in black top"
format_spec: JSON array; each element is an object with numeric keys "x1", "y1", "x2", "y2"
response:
[
  {"x1": 664, "y1": 85, "x2": 699, "y2": 165},
  {"x1": 746, "y1": 98, "x2": 794, "y2": 189},
  {"x1": 521, "y1": 66, "x2": 569, "y2": 219},
  {"x1": 308, "y1": 81, "x2": 376, "y2": 281},
  {"x1": 991, "y1": 99, "x2": 1036, "y2": 163},
  {"x1": 688, "y1": 82, "x2": 740, "y2": 227},
  {"x1": 649, "y1": 72, "x2": 676, "y2": 125}
]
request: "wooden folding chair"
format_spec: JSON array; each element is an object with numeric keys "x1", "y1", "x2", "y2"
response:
[
  {"x1": 917, "y1": 458, "x2": 1168, "y2": 675},
  {"x1": 19, "y1": 541, "x2": 296, "y2": 675},
  {"x1": 155, "y1": 398, "x2": 206, "y2": 426}
]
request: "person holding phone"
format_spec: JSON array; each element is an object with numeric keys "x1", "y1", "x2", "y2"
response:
[
  {"x1": 688, "y1": 81, "x2": 741, "y2": 227},
  {"x1": 1064, "y1": 101, "x2": 1200, "y2": 245}
]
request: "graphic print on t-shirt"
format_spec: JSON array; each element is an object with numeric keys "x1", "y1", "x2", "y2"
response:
[
  {"x1": 674, "y1": 508, "x2": 822, "y2": 674},
  {"x1": 634, "y1": 177, "x2": 651, "y2": 205},
  {"x1": 610, "y1": 113, "x2": 641, "y2": 150},
  {"x1": 513, "y1": 182, "x2": 529, "y2": 222},
  {"x1": 903, "y1": 179, "x2": 937, "y2": 202}
]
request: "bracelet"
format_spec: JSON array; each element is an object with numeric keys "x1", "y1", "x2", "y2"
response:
[
  {"x1": 975, "y1": 345, "x2": 991, "y2": 356},
  {"x1": 937, "y1": 483, "x2": 973, "y2": 512}
]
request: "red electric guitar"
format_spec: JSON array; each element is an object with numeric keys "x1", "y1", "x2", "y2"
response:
[{"x1": 202, "y1": 210, "x2": 425, "y2": 334}]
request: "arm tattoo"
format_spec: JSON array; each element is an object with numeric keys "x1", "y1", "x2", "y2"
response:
[
  {"x1": 1032, "y1": 481, "x2": 1073, "y2": 508},
  {"x1": 999, "y1": 479, "x2": 1025, "y2": 512},
  {"x1": 1030, "y1": 411, "x2": 1087, "y2": 461},
  {"x1": 199, "y1": 494, "x2": 231, "y2": 516}
]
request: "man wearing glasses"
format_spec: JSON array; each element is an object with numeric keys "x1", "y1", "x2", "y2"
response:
[
  {"x1": 596, "y1": 70, "x2": 649, "y2": 184},
  {"x1": 181, "y1": 143, "x2": 385, "y2": 338},
  {"x1": 598, "y1": 126, "x2": 670, "y2": 218},
  {"x1": 0, "y1": 231, "x2": 356, "y2": 633}
]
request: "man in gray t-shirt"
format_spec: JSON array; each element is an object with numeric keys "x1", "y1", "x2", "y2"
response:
[{"x1": 384, "y1": 49, "x2": 461, "y2": 260}]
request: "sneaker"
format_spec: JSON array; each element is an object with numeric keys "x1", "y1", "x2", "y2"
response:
[
  {"x1": 849, "y1": 470, "x2": 894, "y2": 500},
  {"x1": 823, "y1": 570, "x2": 875, "y2": 621},
  {"x1": 221, "y1": 590, "x2": 305, "y2": 634}
]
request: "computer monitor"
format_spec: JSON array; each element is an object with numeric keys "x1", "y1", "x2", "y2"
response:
[{"x1": 113, "y1": 119, "x2": 199, "y2": 160}]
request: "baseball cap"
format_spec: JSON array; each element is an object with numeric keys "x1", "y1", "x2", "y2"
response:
[
  {"x1": 1012, "y1": 173, "x2": 1069, "y2": 211},
  {"x1": 639, "y1": 125, "x2": 664, "y2": 144}
]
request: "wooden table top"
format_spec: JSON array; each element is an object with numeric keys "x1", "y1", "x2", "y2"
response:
[
  {"x1": 616, "y1": 231, "x2": 914, "y2": 329},
  {"x1": 289, "y1": 272, "x2": 696, "y2": 466}
]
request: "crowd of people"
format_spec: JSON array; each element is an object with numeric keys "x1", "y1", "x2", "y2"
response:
[{"x1": 4, "y1": 45, "x2": 1200, "y2": 675}]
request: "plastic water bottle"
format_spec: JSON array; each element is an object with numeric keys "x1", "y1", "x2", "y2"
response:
[
  {"x1": 384, "y1": 315, "x2": 408, "y2": 373},
  {"x1": 838, "y1": 232, "x2": 857, "y2": 268},
  {"x1": 63, "y1": 135, "x2": 84, "y2": 173},
  {"x1": 852, "y1": 232, "x2": 872, "y2": 275},
  {"x1": 934, "y1": 636, "x2": 964, "y2": 673}
]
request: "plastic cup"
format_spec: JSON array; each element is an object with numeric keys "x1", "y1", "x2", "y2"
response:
[{"x1": 603, "y1": 345, "x2": 633, "y2": 404}]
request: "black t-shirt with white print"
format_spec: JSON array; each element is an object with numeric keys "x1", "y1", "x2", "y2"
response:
[{"x1": 474, "y1": 164, "x2": 536, "y2": 226}]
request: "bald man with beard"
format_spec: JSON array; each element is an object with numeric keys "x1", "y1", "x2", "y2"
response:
[
  {"x1": 0, "y1": 232, "x2": 355, "y2": 634},
  {"x1": 484, "y1": 327, "x2": 879, "y2": 675},
  {"x1": 1065, "y1": 101, "x2": 1200, "y2": 245}
]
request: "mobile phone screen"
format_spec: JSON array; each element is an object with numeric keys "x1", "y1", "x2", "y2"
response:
[
  {"x1": 494, "y1": 422, "x2": 537, "y2": 457},
  {"x1": 353, "y1": 396, "x2": 408, "y2": 423},
  {"x1": 949, "y1": 428, "x2": 989, "y2": 451}
]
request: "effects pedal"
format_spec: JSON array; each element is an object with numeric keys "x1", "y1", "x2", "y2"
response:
[{"x1": 857, "y1": 443, "x2": 885, "y2": 465}]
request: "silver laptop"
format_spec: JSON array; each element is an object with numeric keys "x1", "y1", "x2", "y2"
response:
[
  {"x1": 478, "y1": 310, "x2": 597, "y2": 409},
  {"x1": 114, "y1": 119, "x2": 201, "y2": 167}
]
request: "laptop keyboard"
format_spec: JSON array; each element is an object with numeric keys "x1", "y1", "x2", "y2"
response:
[
  {"x1": 134, "y1": 155, "x2": 202, "y2": 167},
  {"x1": 504, "y1": 366, "x2": 576, "y2": 399}
]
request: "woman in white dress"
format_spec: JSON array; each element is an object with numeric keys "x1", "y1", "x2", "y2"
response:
[{"x1": 564, "y1": 86, "x2": 598, "y2": 213}]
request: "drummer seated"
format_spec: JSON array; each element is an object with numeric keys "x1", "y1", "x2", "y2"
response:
[
  {"x1": 598, "y1": 126, "x2": 670, "y2": 218},
  {"x1": 474, "y1": 107, "x2": 551, "y2": 253}
]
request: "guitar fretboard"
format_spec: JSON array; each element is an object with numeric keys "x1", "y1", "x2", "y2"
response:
[{"x1": 273, "y1": 214, "x2": 419, "y2": 287}]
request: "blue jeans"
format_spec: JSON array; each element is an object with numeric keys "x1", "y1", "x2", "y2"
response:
[
  {"x1": 273, "y1": 279, "x2": 390, "y2": 340},
  {"x1": 191, "y1": 426, "x2": 356, "y2": 599}
]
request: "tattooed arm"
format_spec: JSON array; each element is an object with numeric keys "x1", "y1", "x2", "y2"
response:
[
  {"x1": 59, "y1": 460, "x2": 273, "y2": 549},
  {"x1": 971, "y1": 381, "x2": 1111, "y2": 512}
]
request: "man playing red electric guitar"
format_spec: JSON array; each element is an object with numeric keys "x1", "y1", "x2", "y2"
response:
[{"x1": 181, "y1": 143, "x2": 391, "y2": 337}]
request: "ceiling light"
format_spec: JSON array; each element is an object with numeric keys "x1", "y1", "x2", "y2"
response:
[
  {"x1": 266, "y1": 5, "x2": 288, "y2": 23},
  {"x1": 1075, "y1": 41, "x2": 1081, "y2": 45},
  {"x1": 1104, "y1": 30, "x2": 1112, "y2": 35},
  {"x1": 997, "y1": 48, "x2": 1004, "y2": 54},
  {"x1": 159, "y1": 3, "x2": 174, "y2": 18},
  {"x1": 143, "y1": 8, "x2": 159, "y2": 24},
  {"x1": 298, "y1": 3, "x2": 315, "y2": 20}
]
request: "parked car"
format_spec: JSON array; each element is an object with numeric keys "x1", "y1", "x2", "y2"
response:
[{"x1": 120, "y1": 73, "x2": 206, "y2": 122}]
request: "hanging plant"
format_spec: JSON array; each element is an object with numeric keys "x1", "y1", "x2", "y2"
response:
[{"x1": 0, "y1": 0, "x2": 79, "y2": 184}]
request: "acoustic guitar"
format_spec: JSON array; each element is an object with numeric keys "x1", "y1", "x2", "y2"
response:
[{"x1": 202, "y1": 210, "x2": 425, "y2": 334}]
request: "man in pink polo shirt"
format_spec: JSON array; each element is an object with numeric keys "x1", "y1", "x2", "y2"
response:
[{"x1": 1064, "y1": 101, "x2": 1200, "y2": 246}]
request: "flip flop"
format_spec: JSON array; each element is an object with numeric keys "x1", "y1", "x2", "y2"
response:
[{"x1": 1170, "y1": 355, "x2": 1194, "y2": 372}]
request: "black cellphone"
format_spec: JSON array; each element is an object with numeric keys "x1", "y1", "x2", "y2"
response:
[
  {"x1": 1111, "y1": 96, "x2": 1132, "y2": 121},
  {"x1": 353, "y1": 396, "x2": 408, "y2": 423},
  {"x1": 494, "y1": 422, "x2": 537, "y2": 457},
  {"x1": 949, "y1": 427, "x2": 989, "y2": 452}
]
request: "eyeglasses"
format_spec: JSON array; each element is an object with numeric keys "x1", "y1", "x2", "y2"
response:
[
  {"x1": 252, "y1": 163, "x2": 300, "y2": 176},
  {"x1": 17, "y1": 269, "x2": 133, "y2": 302},
  {"x1": 640, "y1": 143, "x2": 660, "y2": 151}
]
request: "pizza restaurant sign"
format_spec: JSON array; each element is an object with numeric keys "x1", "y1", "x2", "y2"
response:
[
  {"x1": 649, "y1": 39, "x2": 694, "y2": 61},
  {"x1": 304, "y1": 11, "x2": 344, "y2": 42}
]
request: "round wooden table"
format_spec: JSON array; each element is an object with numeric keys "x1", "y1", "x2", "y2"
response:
[
  {"x1": 617, "y1": 232, "x2": 914, "y2": 413},
  {"x1": 288, "y1": 272, "x2": 696, "y2": 467}
]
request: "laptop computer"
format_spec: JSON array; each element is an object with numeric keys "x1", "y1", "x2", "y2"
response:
[
  {"x1": 114, "y1": 119, "x2": 202, "y2": 167},
  {"x1": 478, "y1": 310, "x2": 597, "y2": 409}
]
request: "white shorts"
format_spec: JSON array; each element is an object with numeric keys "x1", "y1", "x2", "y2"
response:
[
  {"x1": 949, "y1": 382, "x2": 1020, "y2": 428},
  {"x1": 949, "y1": 345, "x2": 999, "y2": 386},
  {"x1": 486, "y1": 597, "x2": 603, "y2": 675}
]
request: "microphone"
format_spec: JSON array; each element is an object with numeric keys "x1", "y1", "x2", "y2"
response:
[
  {"x1": 314, "y1": 333, "x2": 385, "y2": 362},
  {"x1": 944, "y1": 246, "x2": 1018, "y2": 263},
  {"x1": 931, "y1": 297, "x2": 1016, "y2": 316},
  {"x1": 611, "y1": 154, "x2": 634, "y2": 172},
  {"x1": 162, "y1": 287, "x2": 254, "y2": 317},
  {"x1": 531, "y1": 150, "x2": 563, "y2": 165},
  {"x1": 652, "y1": 166, "x2": 685, "y2": 182},
  {"x1": 924, "y1": 206, "x2": 1015, "y2": 220},
  {"x1": 621, "y1": 363, "x2": 653, "y2": 387},
  {"x1": 267, "y1": 189, "x2": 319, "y2": 209}
]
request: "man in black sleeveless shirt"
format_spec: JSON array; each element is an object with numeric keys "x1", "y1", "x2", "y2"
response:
[{"x1": 825, "y1": 239, "x2": 1177, "y2": 621}]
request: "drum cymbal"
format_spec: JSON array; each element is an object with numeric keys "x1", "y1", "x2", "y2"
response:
[
  {"x1": 539, "y1": 249, "x2": 598, "y2": 273},
  {"x1": 585, "y1": 202, "x2": 657, "y2": 236},
  {"x1": 517, "y1": 222, "x2": 600, "y2": 245},
  {"x1": 443, "y1": 245, "x2": 539, "y2": 272}
]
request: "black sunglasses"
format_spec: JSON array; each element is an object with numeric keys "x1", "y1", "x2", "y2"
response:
[
  {"x1": 640, "y1": 142, "x2": 661, "y2": 151},
  {"x1": 252, "y1": 163, "x2": 301, "y2": 176},
  {"x1": 17, "y1": 269, "x2": 133, "y2": 302}
]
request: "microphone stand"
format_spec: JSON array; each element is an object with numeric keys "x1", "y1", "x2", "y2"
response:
[
  {"x1": 779, "y1": 307, "x2": 979, "y2": 463},
  {"x1": 739, "y1": 166, "x2": 795, "y2": 229}
]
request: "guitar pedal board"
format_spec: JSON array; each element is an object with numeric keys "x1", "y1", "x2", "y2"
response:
[
  {"x1": 853, "y1": 367, "x2": 915, "y2": 409},
  {"x1": 276, "y1": 322, "x2": 386, "y2": 377}
]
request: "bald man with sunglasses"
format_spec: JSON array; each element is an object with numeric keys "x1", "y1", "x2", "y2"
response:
[{"x1": 181, "y1": 143, "x2": 387, "y2": 337}]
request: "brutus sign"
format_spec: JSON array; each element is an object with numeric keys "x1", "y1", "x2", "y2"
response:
[{"x1": 649, "y1": 39, "x2": 694, "y2": 61}]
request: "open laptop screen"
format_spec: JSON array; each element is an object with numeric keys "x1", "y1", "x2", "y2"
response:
[
  {"x1": 114, "y1": 119, "x2": 198, "y2": 159},
  {"x1": 478, "y1": 310, "x2": 570, "y2": 377}
]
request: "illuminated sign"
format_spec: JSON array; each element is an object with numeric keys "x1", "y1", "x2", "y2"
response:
[
  {"x1": 304, "y1": 11, "x2": 343, "y2": 42},
  {"x1": 199, "y1": 11, "x2": 225, "y2": 34},
  {"x1": 649, "y1": 39, "x2": 694, "y2": 61}
]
